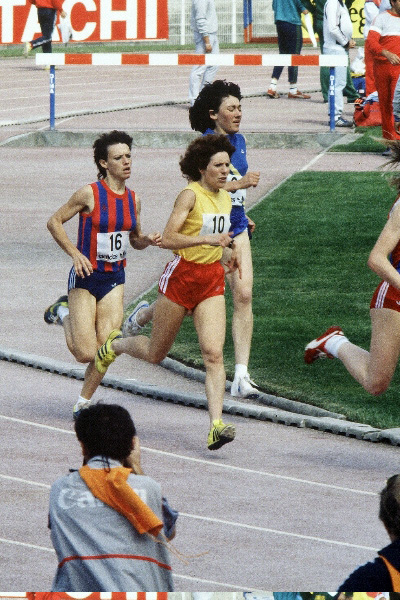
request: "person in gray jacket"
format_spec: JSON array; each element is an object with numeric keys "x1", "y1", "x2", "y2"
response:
[
  {"x1": 323, "y1": 0, "x2": 356, "y2": 127},
  {"x1": 189, "y1": 0, "x2": 219, "y2": 106},
  {"x1": 48, "y1": 403, "x2": 176, "y2": 592}
]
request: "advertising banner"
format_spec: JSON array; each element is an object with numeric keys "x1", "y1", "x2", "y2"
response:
[{"x1": 0, "y1": 0, "x2": 169, "y2": 45}]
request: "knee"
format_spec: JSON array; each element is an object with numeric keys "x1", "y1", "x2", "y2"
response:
[
  {"x1": 72, "y1": 345, "x2": 96, "y2": 364},
  {"x1": 365, "y1": 378, "x2": 390, "y2": 396},
  {"x1": 202, "y1": 347, "x2": 223, "y2": 367},
  {"x1": 234, "y1": 285, "x2": 252, "y2": 307}
]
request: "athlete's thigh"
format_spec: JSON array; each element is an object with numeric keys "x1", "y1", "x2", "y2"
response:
[
  {"x1": 369, "y1": 307, "x2": 400, "y2": 380},
  {"x1": 148, "y1": 294, "x2": 187, "y2": 358},
  {"x1": 95, "y1": 284, "x2": 125, "y2": 344},
  {"x1": 194, "y1": 295, "x2": 226, "y2": 355},
  {"x1": 68, "y1": 288, "x2": 97, "y2": 348},
  {"x1": 226, "y1": 231, "x2": 253, "y2": 293}
]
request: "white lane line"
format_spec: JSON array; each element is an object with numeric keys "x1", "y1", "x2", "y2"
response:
[
  {"x1": 0, "y1": 473, "x2": 50, "y2": 488},
  {"x1": 180, "y1": 512, "x2": 378, "y2": 552},
  {"x1": 0, "y1": 414, "x2": 75, "y2": 434},
  {"x1": 0, "y1": 414, "x2": 377, "y2": 496},
  {"x1": 173, "y1": 573, "x2": 255, "y2": 590},
  {"x1": 0, "y1": 473, "x2": 378, "y2": 551},
  {"x1": 0, "y1": 537, "x2": 54, "y2": 553}
]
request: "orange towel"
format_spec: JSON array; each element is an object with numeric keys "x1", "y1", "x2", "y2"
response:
[{"x1": 79, "y1": 465, "x2": 163, "y2": 536}]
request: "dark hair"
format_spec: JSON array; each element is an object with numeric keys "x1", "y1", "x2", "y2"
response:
[
  {"x1": 74, "y1": 403, "x2": 136, "y2": 462},
  {"x1": 379, "y1": 474, "x2": 400, "y2": 538},
  {"x1": 93, "y1": 130, "x2": 133, "y2": 180},
  {"x1": 179, "y1": 133, "x2": 235, "y2": 182},
  {"x1": 189, "y1": 80, "x2": 242, "y2": 133}
]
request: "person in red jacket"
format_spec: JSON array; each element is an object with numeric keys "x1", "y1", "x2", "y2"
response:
[
  {"x1": 24, "y1": 0, "x2": 67, "y2": 55},
  {"x1": 366, "y1": 0, "x2": 400, "y2": 145}
]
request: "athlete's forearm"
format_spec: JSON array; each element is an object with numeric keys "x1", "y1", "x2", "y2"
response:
[
  {"x1": 47, "y1": 217, "x2": 80, "y2": 259},
  {"x1": 130, "y1": 231, "x2": 162, "y2": 249}
]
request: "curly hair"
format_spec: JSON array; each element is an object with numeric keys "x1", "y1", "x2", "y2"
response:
[
  {"x1": 189, "y1": 79, "x2": 242, "y2": 133},
  {"x1": 379, "y1": 474, "x2": 400, "y2": 538},
  {"x1": 179, "y1": 133, "x2": 235, "y2": 182},
  {"x1": 74, "y1": 403, "x2": 136, "y2": 462},
  {"x1": 93, "y1": 130, "x2": 133, "y2": 180}
]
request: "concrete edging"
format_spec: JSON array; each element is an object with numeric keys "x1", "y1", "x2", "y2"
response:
[
  {"x1": 1, "y1": 346, "x2": 398, "y2": 446},
  {"x1": 2, "y1": 129, "x2": 349, "y2": 150}
]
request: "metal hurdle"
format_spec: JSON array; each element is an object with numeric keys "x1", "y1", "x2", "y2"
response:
[{"x1": 36, "y1": 52, "x2": 348, "y2": 132}]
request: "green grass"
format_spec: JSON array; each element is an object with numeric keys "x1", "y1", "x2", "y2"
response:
[
  {"x1": 0, "y1": 41, "x2": 277, "y2": 58},
  {"x1": 330, "y1": 126, "x2": 386, "y2": 153},
  {"x1": 127, "y1": 170, "x2": 400, "y2": 430}
]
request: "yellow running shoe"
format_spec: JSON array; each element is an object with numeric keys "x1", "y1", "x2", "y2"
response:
[
  {"x1": 95, "y1": 329, "x2": 122, "y2": 374},
  {"x1": 207, "y1": 419, "x2": 236, "y2": 450}
]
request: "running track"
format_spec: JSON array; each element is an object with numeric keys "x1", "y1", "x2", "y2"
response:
[{"x1": 0, "y1": 51, "x2": 396, "y2": 592}]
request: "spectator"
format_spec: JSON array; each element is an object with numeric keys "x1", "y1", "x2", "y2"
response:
[
  {"x1": 337, "y1": 474, "x2": 400, "y2": 591},
  {"x1": 267, "y1": 0, "x2": 311, "y2": 99},
  {"x1": 48, "y1": 403, "x2": 176, "y2": 591},
  {"x1": 189, "y1": 0, "x2": 219, "y2": 106},
  {"x1": 304, "y1": 0, "x2": 360, "y2": 103},
  {"x1": 323, "y1": 0, "x2": 356, "y2": 127},
  {"x1": 24, "y1": 0, "x2": 67, "y2": 55},
  {"x1": 393, "y1": 71, "x2": 400, "y2": 132},
  {"x1": 363, "y1": 0, "x2": 384, "y2": 95},
  {"x1": 366, "y1": 0, "x2": 400, "y2": 147}
]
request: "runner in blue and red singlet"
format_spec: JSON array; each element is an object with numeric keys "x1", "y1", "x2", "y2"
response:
[{"x1": 45, "y1": 130, "x2": 162, "y2": 418}]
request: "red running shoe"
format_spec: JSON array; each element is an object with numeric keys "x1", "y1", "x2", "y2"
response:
[{"x1": 304, "y1": 325, "x2": 344, "y2": 364}]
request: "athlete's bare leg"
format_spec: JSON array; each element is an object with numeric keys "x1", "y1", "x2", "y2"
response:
[
  {"x1": 193, "y1": 294, "x2": 226, "y2": 426},
  {"x1": 113, "y1": 293, "x2": 186, "y2": 363},
  {"x1": 337, "y1": 307, "x2": 400, "y2": 395},
  {"x1": 63, "y1": 285, "x2": 124, "y2": 400},
  {"x1": 225, "y1": 230, "x2": 253, "y2": 367}
]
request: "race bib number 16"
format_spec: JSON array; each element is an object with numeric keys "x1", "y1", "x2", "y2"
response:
[{"x1": 97, "y1": 231, "x2": 129, "y2": 262}]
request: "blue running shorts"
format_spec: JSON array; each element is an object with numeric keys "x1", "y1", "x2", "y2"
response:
[{"x1": 68, "y1": 267, "x2": 125, "y2": 302}]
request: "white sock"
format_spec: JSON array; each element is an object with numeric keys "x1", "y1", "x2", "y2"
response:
[
  {"x1": 57, "y1": 305, "x2": 69, "y2": 323},
  {"x1": 325, "y1": 335, "x2": 349, "y2": 358},
  {"x1": 234, "y1": 363, "x2": 248, "y2": 378},
  {"x1": 290, "y1": 85, "x2": 298, "y2": 94},
  {"x1": 76, "y1": 395, "x2": 90, "y2": 408},
  {"x1": 269, "y1": 79, "x2": 277, "y2": 90}
]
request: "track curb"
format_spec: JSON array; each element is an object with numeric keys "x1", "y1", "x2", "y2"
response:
[{"x1": 1, "y1": 346, "x2": 399, "y2": 446}]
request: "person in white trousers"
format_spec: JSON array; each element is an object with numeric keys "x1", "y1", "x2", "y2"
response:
[{"x1": 189, "y1": 0, "x2": 219, "y2": 106}]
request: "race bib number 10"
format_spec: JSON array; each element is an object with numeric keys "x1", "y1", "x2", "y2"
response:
[
  {"x1": 199, "y1": 213, "x2": 230, "y2": 235},
  {"x1": 97, "y1": 231, "x2": 129, "y2": 262}
]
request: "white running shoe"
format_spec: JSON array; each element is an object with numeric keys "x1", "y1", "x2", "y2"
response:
[
  {"x1": 72, "y1": 399, "x2": 91, "y2": 421},
  {"x1": 304, "y1": 325, "x2": 344, "y2": 364},
  {"x1": 231, "y1": 373, "x2": 260, "y2": 399},
  {"x1": 122, "y1": 300, "x2": 149, "y2": 337}
]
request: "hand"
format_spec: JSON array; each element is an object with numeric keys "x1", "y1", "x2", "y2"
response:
[
  {"x1": 348, "y1": 38, "x2": 356, "y2": 49},
  {"x1": 72, "y1": 251, "x2": 93, "y2": 278},
  {"x1": 61, "y1": 10, "x2": 67, "y2": 18},
  {"x1": 247, "y1": 216, "x2": 256, "y2": 233},
  {"x1": 395, "y1": 121, "x2": 400, "y2": 134},
  {"x1": 240, "y1": 171, "x2": 260, "y2": 189},
  {"x1": 383, "y1": 49, "x2": 400, "y2": 65},
  {"x1": 224, "y1": 244, "x2": 242, "y2": 278},
  {"x1": 204, "y1": 43, "x2": 212, "y2": 53},
  {"x1": 209, "y1": 232, "x2": 235, "y2": 247},
  {"x1": 148, "y1": 231, "x2": 162, "y2": 247},
  {"x1": 124, "y1": 435, "x2": 144, "y2": 474}
]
